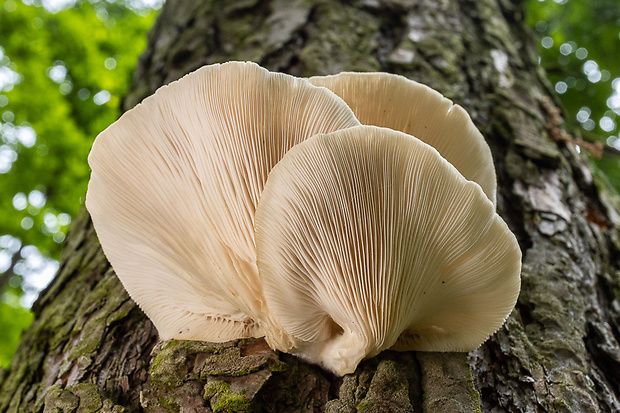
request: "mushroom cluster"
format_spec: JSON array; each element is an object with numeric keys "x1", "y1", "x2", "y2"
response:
[{"x1": 86, "y1": 61, "x2": 521, "y2": 376}]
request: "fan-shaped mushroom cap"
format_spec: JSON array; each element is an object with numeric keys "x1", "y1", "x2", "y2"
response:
[
  {"x1": 86, "y1": 61, "x2": 360, "y2": 343},
  {"x1": 255, "y1": 125, "x2": 521, "y2": 375},
  {"x1": 309, "y1": 72, "x2": 497, "y2": 205}
]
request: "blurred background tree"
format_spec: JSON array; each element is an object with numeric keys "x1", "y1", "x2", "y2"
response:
[{"x1": 0, "y1": 0, "x2": 617, "y2": 368}]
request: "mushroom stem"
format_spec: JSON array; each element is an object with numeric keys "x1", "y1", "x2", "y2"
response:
[{"x1": 296, "y1": 327, "x2": 369, "y2": 376}]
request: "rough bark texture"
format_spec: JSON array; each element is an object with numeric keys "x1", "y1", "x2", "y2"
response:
[{"x1": 1, "y1": 0, "x2": 620, "y2": 411}]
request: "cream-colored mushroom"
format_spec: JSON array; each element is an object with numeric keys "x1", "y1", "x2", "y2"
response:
[
  {"x1": 255, "y1": 125, "x2": 521, "y2": 375},
  {"x1": 309, "y1": 72, "x2": 497, "y2": 205},
  {"x1": 86, "y1": 61, "x2": 360, "y2": 343}
]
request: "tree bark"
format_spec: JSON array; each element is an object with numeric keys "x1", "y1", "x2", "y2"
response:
[{"x1": 2, "y1": 0, "x2": 620, "y2": 411}]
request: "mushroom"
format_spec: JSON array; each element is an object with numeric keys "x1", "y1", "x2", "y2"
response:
[
  {"x1": 309, "y1": 72, "x2": 497, "y2": 205},
  {"x1": 86, "y1": 61, "x2": 360, "y2": 344},
  {"x1": 87, "y1": 62, "x2": 521, "y2": 376},
  {"x1": 255, "y1": 125, "x2": 521, "y2": 375}
]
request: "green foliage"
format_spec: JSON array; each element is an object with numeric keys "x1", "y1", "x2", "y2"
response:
[
  {"x1": 0, "y1": 0, "x2": 158, "y2": 366},
  {"x1": 0, "y1": 301, "x2": 33, "y2": 367},
  {"x1": 0, "y1": 0, "x2": 157, "y2": 260},
  {"x1": 527, "y1": 0, "x2": 620, "y2": 189}
]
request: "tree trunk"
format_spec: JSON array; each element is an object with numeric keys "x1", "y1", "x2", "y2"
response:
[{"x1": 2, "y1": 0, "x2": 620, "y2": 411}]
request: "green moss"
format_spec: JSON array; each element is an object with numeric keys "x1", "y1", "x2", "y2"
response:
[
  {"x1": 198, "y1": 351, "x2": 269, "y2": 377},
  {"x1": 67, "y1": 383, "x2": 103, "y2": 413},
  {"x1": 204, "y1": 380, "x2": 251, "y2": 412},
  {"x1": 44, "y1": 384, "x2": 79, "y2": 411},
  {"x1": 42, "y1": 383, "x2": 124, "y2": 413},
  {"x1": 150, "y1": 340, "x2": 179, "y2": 373},
  {"x1": 101, "y1": 400, "x2": 126, "y2": 413},
  {"x1": 67, "y1": 323, "x2": 104, "y2": 362},
  {"x1": 299, "y1": 3, "x2": 380, "y2": 74},
  {"x1": 269, "y1": 359, "x2": 288, "y2": 372},
  {"x1": 204, "y1": 380, "x2": 229, "y2": 400},
  {"x1": 157, "y1": 395, "x2": 179, "y2": 411},
  {"x1": 468, "y1": 381, "x2": 482, "y2": 413},
  {"x1": 105, "y1": 300, "x2": 134, "y2": 325},
  {"x1": 355, "y1": 360, "x2": 412, "y2": 412},
  {"x1": 150, "y1": 340, "x2": 187, "y2": 388}
]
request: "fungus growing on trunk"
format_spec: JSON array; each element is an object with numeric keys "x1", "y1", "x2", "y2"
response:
[
  {"x1": 86, "y1": 61, "x2": 359, "y2": 344},
  {"x1": 255, "y1": 126, "x2": 521, "y2": 375},
  {"x1": 86, "y1": 62, "x2": 521, "y2": 377},
  {"x1": 310, "y1": 72, "x2": 497, "y2": 204}
]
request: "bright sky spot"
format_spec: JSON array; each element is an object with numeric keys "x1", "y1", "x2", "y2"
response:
[
  {"x1": 0, "y1": 66, "x2": 20, "y2": 91},
  {"x1": 608, "y1": 96, "x2": 620, "y2": 114},
  {"x1": 58, "y1": 213, "x2": 71, "y2": 226},
  {"x1": 582, "y1": 119, "x2": 595, "y2": 131},
  {"x1": 17, "y1": 126, "x2": 36, "y2": 148},
  {"x1": 47, "y1": 64, "x2": 67, "y2": 84},
  {"x1": 59, "y1": 81, "x2": 72, "y2": 95},
  {"x1": 600, "y1": 116, "x2": 615, "y2": 132},
  {"x1": 575, "y1": 47, "x2": 588, "y2": 60},
  {"x1": 43, "y1": 212, "x2": 58, "y2": 230},
  {"x1": 127, "y1": 0, "x2": 165, "y2": 10},
  {"x1": 41, "y1": 0, "x2": 77, "y2": 13},
  {"x1": 28, "y1": 190, "x2": 46, "y2": 208},
  {"x1": 555, "y1": 81, "x2": 568, "y2": 94},
  {"x1": 0, "y1": 251, "x2": 10, "y2": 273},
  {"x1": 559, "y1": 43, "x2": 572, "y2": 55},
  {"x1": 2, "y1": 111, "x2": 14, "y2": 123},
  {"x1": 21, "y1": 217, "x2": 33, "y2": 230},
  {"x1": 541, "y1": 36, "x2": 554, "y2": 49},
  {"x1": 0, "y1": 145, "x2": 17, "y2": 173},
  {"x1": 93, "y1": 90, "x2": 111, "y2": 105},
  {"x1": 583, "y1": 60, "x2": 597, "y2": 74},
  {"x1": 12, "y1": 193, "x2": 27, "y2": 211},
  {"x1": 606, "y1": 78, "x2": 620, "y2": 114},
  {"x1": 0, "y1": 235, "x2": 21, "y2": 253},
  {"x1": 576, "y1": 107, "x2": 591, "y2": 123},
  {"x1": 104, "y1": 57, "x2": 117, "y2": 70},
  {"x1": 588, "y1": 71, "x2": 602, "y2": 83},
  {"x1": 583, "y1": 60, "x2": 602, "y2": 83},
  {"x1": 17, "y1": 246, "x2": 58, "y2": 307}
]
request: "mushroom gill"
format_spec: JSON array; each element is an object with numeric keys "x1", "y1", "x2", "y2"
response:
[
  {"x1": 255, "y1": 126, "x2": 521, "y2": 375},
  {"x1": 310, "y1": 72, "x2": 497, "y2": 205},
  {"x1": 86, "y1": 61, "x2": 359, "y2": 344}
]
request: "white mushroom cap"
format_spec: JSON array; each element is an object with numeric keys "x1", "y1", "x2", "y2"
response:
[
  {"x1": 255, "y1": 125, "x2": 521, "y2": 375},
  {"x1": 309, "y1": 72, "x2": 497, "y2": 205},
  {"x1": 86, "y1": 61, "x2": 360, "y2": 342}
]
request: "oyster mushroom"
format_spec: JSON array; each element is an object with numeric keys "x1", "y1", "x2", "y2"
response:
[
  {"x1": 86, "y1": 61, "x2": 360, "y2": 343},
  {"x1": 255, "y1": 125, "x2": 521, "y2": 375}
]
